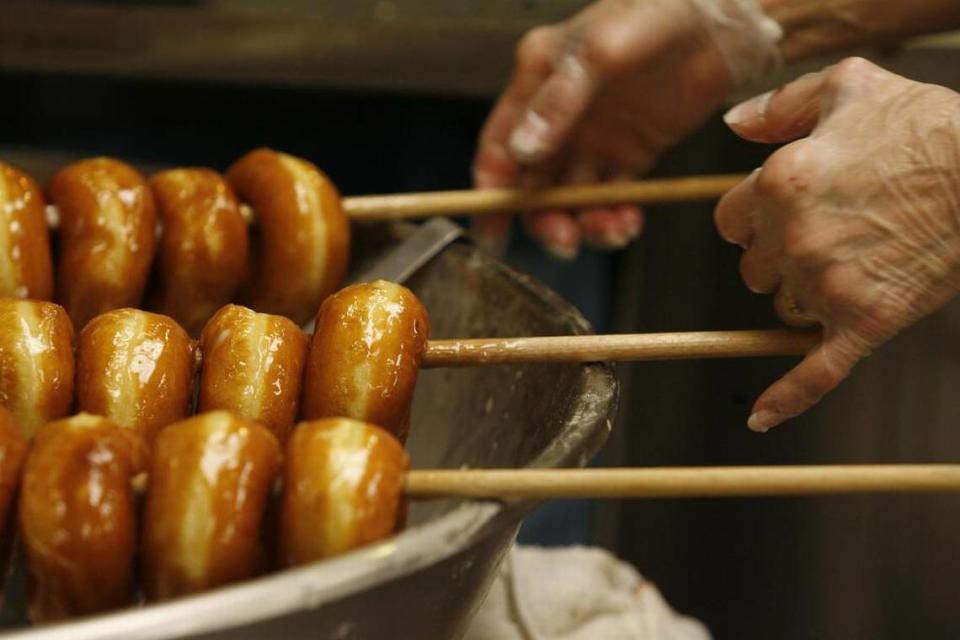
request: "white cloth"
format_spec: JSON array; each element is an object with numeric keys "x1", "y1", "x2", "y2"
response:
[{"x1": 465, "y1": 546, "x2": 710, "y2": 640}]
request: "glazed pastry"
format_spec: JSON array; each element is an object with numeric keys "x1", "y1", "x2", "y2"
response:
[
  {"x1": 143, "y1": 411, "x2": 282, "y2": 601},
  {"x1": 49, "y1": 157, "x2": 157, "y2": 328},
  {"x1": 19, "y1": 413, "x2": 148, "y2": 623},
  {"x1": 225, "y1": 148, "x2": 349, "y2": 324},
  {"x1": 149, "y1": 168, "x2": 249, "y2": 336},
  {"x1": 301, "y1": 281, "x2": 429, "y2": 443},
  {"x1": 76, "y1": 308, "x2": 195, "y2": 444},
  {"x1": 198, "y1": 304, "x2": 307, "y2": 443},
  {"x1": 0, "y1": 161, "x2": 54, "y2": 300},
  {"x1": 0, "y1": 299, "x2": 74, "y2": 437},
  {"x1": 0, "y1": 406, "x2": 27, "y2": 575},
  {"x1": 280, "y1": 418, "x2": 408, "y2": 567}
]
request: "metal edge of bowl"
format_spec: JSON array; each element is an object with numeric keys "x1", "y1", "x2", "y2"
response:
[{"x1": 0, "y1": 242, "x2": 619, "y2": 640}]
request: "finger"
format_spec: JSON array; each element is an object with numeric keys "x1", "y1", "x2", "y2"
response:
[
  {"x1": 713, "y1": 170, "x2": 758, "y2": 247},
  {"x1": 579, "y1": 208, "x2": 632, "y2": 250},
  {"x1": 606, "y1": 172, "x2": 645, "y2": 242},
  {"x1": 739, "y1": 245, "x2": 781, "y2": 294},
  {"x1": 508, "y1": 52, "x2": 598, "y2": 164},
  {"x1": 522, "y1": 209, "x2": 580, "y2": 260},
  {"x1": 474, "y1": 33, "x2": 559, "y2": 190},
  {"x1": 723, "y1": 70, "x2": 827, "y2": 143},
  {"x1": 747, "y1": 333, "x2": 861, "y2": 432},
  {"x1": 471, "y1": 215, "x2": 512, "y2": 255},
  {"x1": 562, "y1": 159, "x2": 619, "y2": 250},
  {"x1": 773, "y1": 287, "x2": 820, "y2": 328}
]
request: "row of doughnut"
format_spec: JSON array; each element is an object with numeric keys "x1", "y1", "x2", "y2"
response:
[
  {"x1": 0, "y1": 279, "x2": 429, "y2": 623},
  {"x1": 0, "y1": 148, "x2": 350, "y2": 333}
]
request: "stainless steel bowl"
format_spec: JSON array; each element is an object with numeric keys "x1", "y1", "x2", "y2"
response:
[{"x1": 0, "y1": 226, "x2": 618, "y2": 639}]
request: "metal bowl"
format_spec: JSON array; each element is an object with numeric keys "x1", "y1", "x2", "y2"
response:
[{"x1": 0, "y1": 227, "x2": 618, "y2": 639}]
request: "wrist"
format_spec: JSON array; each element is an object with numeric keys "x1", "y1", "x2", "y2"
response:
[
  {"x1": 758, "y1": 0, "x2": 960, "y2": 64},
  {"x1": 691, "y1": 0, "x2": 783, "y2": 87}
]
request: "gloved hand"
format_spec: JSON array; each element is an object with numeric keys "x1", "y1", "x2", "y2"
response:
[
  {"x1": 473, "y1": 0, "x2": 781, "y2": 258},
  {"x1": 715, "y1": 57, "x2": 960, "y2": 432}
]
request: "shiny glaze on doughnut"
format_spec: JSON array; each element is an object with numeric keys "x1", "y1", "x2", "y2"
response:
[
  {"x1": 49, "y1": 157, "x2": 157, "y2": 328},
  {"x1": 0, "y1": 161, "x2": 53, "y2": 300},
  {"x1": 301, "y1": 281, "x2": 429, "y2": 443},
  {"x1": 0, "y1": 406, "x2": 26, "y2": 558},
  {"x1": 280, "y1": 418, "x2": 408, "y2": 567},
  {"x1": 198, "y1": 304, "x2": 307, "y2": 444},
  {"x1": 76, "y1": 308, "x2": 195, "y2": 444},
  {"x1": 143, "y1": 411, "x2": 282, "y2": 601},
  {"x1": 226, "y1": 148, "x2": 349, "y2": 324},
  {"x1": 0, "y1": 299, "x2": 74, "y2": 437},
  {"x1": 150, "y1": 168, "x2": 249, "y2": 336},
  {"x1": 19, "y1": 413, "x2": 148, "y2": 623}
]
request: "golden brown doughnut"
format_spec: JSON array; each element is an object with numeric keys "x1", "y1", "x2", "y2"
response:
[
  {"x1": 225, "y1": 148, "x2": 349, "y2": 324},
  {"x1": 300, "y1": 281, "x2": 429, "y2": 443},
  {"x1": 76, "y1": 308, "x2": 195, "y2": 445},
  {"x1": 280, "y1": 418, "x2": 408, "y2": 567},
  {"x1": 0, "y1": 299, "x2": 74, "y2": 437},
  {"x1": 19, "y1": 413, "x2": 148, "y2": 623},
  {"x1": 0, "y1": 161, "x2": 54, "y2": 300},
  {"x1": 149, "y1": 168, "x2": 249, "y2": 336},
  {"x1": 0, "y1": 406, "x2": 27, "y2": 564},
  {"x1": 198, "y1": 304, "x2": 307, "y2": 444},
  {"x1": 49, "y1": 157, "x2": 157, "y2": 328},
  {"x1": 143, "y1": 411, "x2": 282, "y2": 601}
]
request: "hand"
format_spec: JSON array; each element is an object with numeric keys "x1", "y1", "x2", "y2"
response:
[
  {"x1": 715, "y1": 57, "x2": 960, "y2": 431},
  {"x1": 473, "y1": 0, "x2": 781, "y2": 258}
]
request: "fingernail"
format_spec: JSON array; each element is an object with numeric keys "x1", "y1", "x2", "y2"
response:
[
  {"x1": 509, "y1": 111, "x2": 552, "y2": 162},
  {"x1": 747, "y1": 409, "x2": 781, "y2": 433},
  {"x1": 601, "y1": 228, "x2": 631, "y2": 249},
  {"x1": 475, "y1": 231, "x2": 509, "y2": 257},
  {"x1": 724, "y1": 90, "x2": 773, "y2": 127},
  {"x1": 542, "y1": 225, "x2": 578, "y2": 260},
  {"x1": 545, "y1": 243, "x2": 578, "y2": 260}
]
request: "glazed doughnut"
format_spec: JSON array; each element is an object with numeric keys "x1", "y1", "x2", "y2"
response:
[
  {"x1": 19, "y1": 413, "x2": 148, "y2": 623},
  {"x1": 0, "y1": 161, "x2": 54, "y2": 300},
  {"x1": 280, "y1": 418, "x2": 408, "y2": 567},
  {"x1": 49, "y1": 157, "x2": 157, "y2": 328},
  {"x1": 0, "y1": 299, "x2": 74, "y2": 437},
  {"x1": 143, "y1": 411, "x2": 281, "y2": 601},
  {"x1": 0, "y1": 406, "x2": 27, "y2": 569},
  {"x1": 198, "y1": 304, "x2": 307, "y2": 443},
  {"x1": 226, "y1": 148, "x2": 350, "y2": 324},
  {"x1": 149, "y1": 168, "x2": 249, "y2": 336},
  {"x1": 76, "y1": 308, "x2": 195, "y2": 444},
  {"x1": 301, "y1": 281, "x2": 429, "y2": 443}
]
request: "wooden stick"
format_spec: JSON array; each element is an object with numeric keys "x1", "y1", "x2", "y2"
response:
[
  {"x1": 342, "y1": 174, "x2": 746, "y2": 221},
  {"x1": 422, "y1": 329, "x2": 820, "y2": 367},
  {"x1": 43, "y1": 174, "x2": 744, "y2": 230},
  {"x1": 404, "y1": 465, "x2": 960, "y2": 499}
]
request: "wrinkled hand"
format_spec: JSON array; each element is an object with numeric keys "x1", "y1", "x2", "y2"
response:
[
  {"x1": 716, "y1": 57, "x2": 960, "y2": 432},
  {"x1": 473, "y1": 0, "x2": 781, "y2": 258}
]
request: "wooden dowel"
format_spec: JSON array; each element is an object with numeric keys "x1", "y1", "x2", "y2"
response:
[
  {"x1": 342, "y1": 174, "x2": 746, "y2": 221},
  {"x1": 404, "y1": 465, "x2": 960, "y2": 499},
  {"x1": 422, "y1": 329, "x2": 820, "y2": 368},
  {"x1": 43, "y1": 174, "x2": 745, "y2": 230}
]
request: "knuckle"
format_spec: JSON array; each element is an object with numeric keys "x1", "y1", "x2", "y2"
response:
[
  {"x1": 576, "y1": 27, "x2": 624, "y2": 73},
  {"x1": 755, "y1": 145, "x2": 814, "y2": 200},
  {"x1": 515, "y1": 27, "x2": 555, "y2": 65},
  {"x1": 824, "y1": 57, "x2": 874, "y2": 90}
]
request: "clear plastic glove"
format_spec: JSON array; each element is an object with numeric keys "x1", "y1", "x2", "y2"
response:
[
  {"x1": 715, "y1": 57, "x2": 960, "y2": 432},
  {"x1": 472, "y1": 0, "x2": 781, "y2": 258}
]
